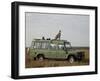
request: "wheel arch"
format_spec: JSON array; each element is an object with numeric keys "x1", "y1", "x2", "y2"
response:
[
  {"x1": 36, "y1": 53, "x2": 45, "y2": 58},
  {"x1": 67, "y1": 54, "x2": 76, "y2": 60}
]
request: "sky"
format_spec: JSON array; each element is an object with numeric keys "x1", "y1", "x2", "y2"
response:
[{"x1": 25, "y1": 12, "x2": 89, "y2": 47}]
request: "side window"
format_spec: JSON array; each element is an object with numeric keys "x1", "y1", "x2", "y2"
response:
[
  {"x1": 33, "y1": 42, "x2": 41, "y2": 49},
  {"x1": 50, "y1": 44, "x2": 58, "y2": 50},
  {"x1": 41, "y1": 42, "x2": 49, "y2": 49}
]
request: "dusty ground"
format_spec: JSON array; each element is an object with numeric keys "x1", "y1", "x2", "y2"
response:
[
  {"x1": 25, "y1": 48, "x2": 89, "y2": 68},
  {"x1": 25, "y1": 59, "x2": 89, "y2": 68}
]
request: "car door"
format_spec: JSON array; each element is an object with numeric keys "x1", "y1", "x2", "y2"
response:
[
  {"x1": 46, "y1": 44, "x2": 57, "y2": 59},
  {"x1": 56, "y1": 45, "x2": 67, "y2": 59}
]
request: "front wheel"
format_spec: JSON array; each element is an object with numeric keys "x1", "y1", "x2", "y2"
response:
[{"x1": 68, "y1": 56, "x2": 75, "y2": 64}]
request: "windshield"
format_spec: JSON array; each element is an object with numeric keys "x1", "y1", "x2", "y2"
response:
[
  {"x1": 65, "y1": 44, "x2": 71, "y2": 48},
  {"x1": 63, "y1": 41, "x2": 71, "y2": 51}
]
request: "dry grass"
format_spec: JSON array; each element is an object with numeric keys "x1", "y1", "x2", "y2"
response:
[{"x1": 26, "y1": 59, "x2": 89, "y2": 68}]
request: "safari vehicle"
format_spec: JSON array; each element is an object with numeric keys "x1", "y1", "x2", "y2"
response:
[{"x1": 29, "y1": 39, "x2": 84, "y2": 63}]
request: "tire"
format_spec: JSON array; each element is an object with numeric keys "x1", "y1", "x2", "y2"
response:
[
  {"x1": 68, "y1": 56, "x2": 75, "y2": 64},
  {"x1": 37, "y1": 55, "x2": 44, "y2": 61}
]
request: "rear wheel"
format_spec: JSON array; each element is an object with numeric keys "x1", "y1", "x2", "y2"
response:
[
  {"x1": 68, "y1": 56, "x2": 75, "y2": 63},
  {"x1": 37, "y1": 55, "x2": 44, "y2": 61}
]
